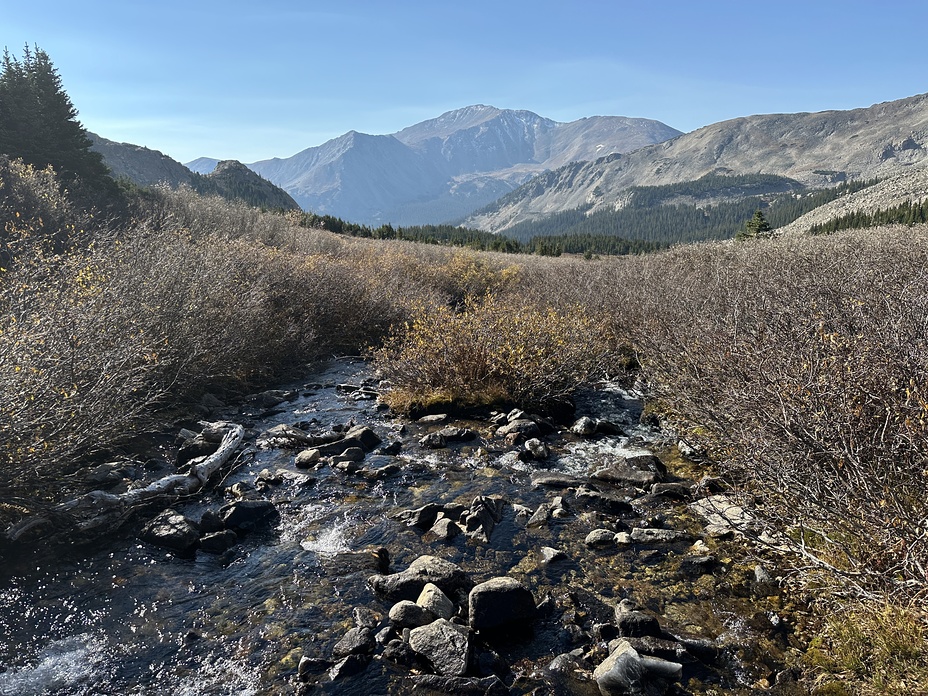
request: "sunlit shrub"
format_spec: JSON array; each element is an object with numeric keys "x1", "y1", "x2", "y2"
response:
[{"x1": 374, "y1": 292, "x2": 611, "y2": 412}]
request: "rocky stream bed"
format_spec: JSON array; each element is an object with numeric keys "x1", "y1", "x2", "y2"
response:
[{"x1": 0, "y1": 359, "x2": 808, "y2": 695}]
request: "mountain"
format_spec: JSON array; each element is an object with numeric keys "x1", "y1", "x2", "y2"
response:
[
  {"x1": 188, "y1": 106, "x2": 681, "y2": 225},
  {"x1": 90, "y1": 133, "x2": 196, "y2": 188},
  {"x1": 464, "y1": 93, "x2": 928, "y2": 233},
  {"x1": 186, "y1": 157, "x2": 220, "y2": 175},
  {"x1": 90, "y1": 135, "x2": 298, "y2": 211}
]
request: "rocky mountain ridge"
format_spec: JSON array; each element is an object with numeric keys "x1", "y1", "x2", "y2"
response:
[
  {"x1": 187, "y1": 105, "x2": 682, "y2": 226},
  {"x1": 89, "y1": 134, "x2": 299, "y2": 211},
  {"x1": 464, "y1": 93, "x2": 928, "y2": 233}
]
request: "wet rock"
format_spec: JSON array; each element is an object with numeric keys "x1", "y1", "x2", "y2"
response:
[
  {"x1": 629, "y1": 528, "x2": 691, "y2": 544},
  {"x1": 357, "y1": 457, "x2": 401, "y2": 480},
  {"x1": 462, "y1": 496, "x2": 506, "y2": 542},
  {"x1": 417, "y1": 582, "x2": 456, "y2": 620},
  {"x1": 400, "y1": 503, "x2": 443, "y2": 530},
  {"x1": 593, "y1": 640, "x2": 682, "y2": 696},
  {"x1": 571, "y1": 416, "x2": 598, "y2": 436},
  {"x1": 468, "y1": 576, "x2": 536, "y2": 632},
  {"x1": 328, "y1": 653, "x2": 370, "y2": 680},
  {"x1": 177, "y1": 436, "x2": 219, "y2": 467},
  {"x1": 140, "y1": 509, "x2": 199, "y2": 553},
  {"x1": 219, "y1": 499, "x2": 279, "y2": 531},
  {"x1": 595, "y1": 419, "x2": 624, "y2": 436},
  {"x1": 592, "y1": 464, "x2": 660, "y2": 488},
  {"x1": 438, "y1": 426, "x2": 478, "y2": 442},
  {"x1": 249, "y1": 389, "x2": 294, "y2": 409},
  {"x1": 369, "y1": 555, "x2": 470, "y2": 602},
  {"x1": 623, "y1": 454, "x2": 668, "y2": 478},
  {"x1": 419, "y1": 432, "x2": 447, "y2": 449},
  {"x1": 332, "y1": 626, "x2": 375, "y2": 657},
  {"x1": 418, "y1": 414, "x2": 448, "y2": 424},
  {"x1": 377, "y1": 440, "x2": 403, "y2": 456},
  {"x1": 524, "y1": 438, "x2": 550, "y2": 460},
  {"x1": 425, "y1": 517, "x2": 462, "y2": 542},
  {"x1": 574, "y1": 487, "x2": 634, "y2": 516},
  {"x1": 294, "y1": 448, "x2": 321, "y2": 469},
  {"x1": 406, "y1": 674, "x2": 508, "y2": 695},
  {"x1": 198, "y1": 509, "x2": 225, "y2": 534},
  {"x1": 257, "y1": 423, "x2": 313, "y2": 449},
  {"x1": 585, "y1": 529, "x2": 618, "y2": 548},
  {"x1": 615, "y1": 599, "x2": 662, "y2": 638},
  {"x1": 650, "y1": 482, "x2": 692, "y2": 500},
  {"x1": 531, "y1": 472, "x2": 584, "y2": 489},
  {"x1": 383, "y1": 638, "x2": 427, "y2": 669},
  {"x1": 255, "y1": 468, "x2": 284, "y2": 486},
  {"x1": 677, "y1": 555, "x2": 719, "y2": 578},
  {"x1": 496, "y1": 419, "x2": 541, "y2": 439},
  {"x1": 353, "y1": 606, "x2": 380, "y2": 629},
  {"x1": 298, "y1": 655, "x2": 330, "y2": 681},
  {"x1": 335, "y1": 446, "x2": 365, "y2": 463},
  {"x1": 409, "y1": 618, "x2": 472, "y2": 677},
  {"x1": 344, "y1": 425, "x2": 382, "y2": 451},
  {"x1": 198, "y1": 529, "x2": 237, "y2": 554},
  {"x1": 389, "y1": 600, "x2": 435, "y2": 629},
  {"x1": 540, "y1": 546, "x2": 567, "y2": 564},
  {"x1": 85, "y1": 462, "x2": 128, "y2": 488}
]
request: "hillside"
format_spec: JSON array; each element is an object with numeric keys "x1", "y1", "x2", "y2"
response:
[
  {"x1": 90, "y1": 135, "x2": 298, "y2": 211},
  {"x1": 464, "y1": 93, "x2": 928, "y2": 233},
  {"x1": 188, "y1": 106, "x2": 681, "y2": 225}
]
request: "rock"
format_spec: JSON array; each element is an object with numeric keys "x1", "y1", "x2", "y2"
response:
[
  {"x1": 595, "y1": 419, "x2": 624, "y2": 436},
  {"x1": 140, "y1": 509, "x2": 199, "y2": 553},
  {"x1": 406, "y1": 675, "x2": 508, "y2": 695},
  {"x1": 198, "y1": 509, "x2": 225, "y2": 534},
  {"x1": 574, "y1": 487, "x2": 634, "y2": 516},
  {"x1": 438, "y1": 426, "x2": 478, "y2": 442},
  {"x1": 256, "y1": 423, "x2": 313, "y2": 449},
  {"x1": 585, "y1": 529, "x2": 618, "y2": 548},
  {"x1": 571, "y1": 416, "x2": 598, "y2": 436},
  {"x1": 328, "y1": 653, "x2": 370, "y2": 680},
  {"x1": 332, "y1": 626, "x2": 375, "y2": 657},
  {"x1": 198, "y1": 529, "x2": 238, "y2": 554},
  {"x1": 417, "y1": 414, "x2": 448, "y2": 424},
  {"x1": 468, "y1": 576, "x2": 536, "y2": 632},
  {"x1": 382, "y1": 638, "x2": 426, "y2": 669},
  {"x1": 377, "y1": 440, "x2": 403, "y2": 456},
  {"x1": 400, "y1": 503, "x2": 443, "y2": 530},
  {"x1": 623, "y1": 454, "x2": 668, "y2": 478},
  {"x1": 297, "y1": 655, "x2": 330, "y2": 681},
  {"x1": 344, "y1": 425, "x2": 382, "y2": 451},
  {"x1": 527, "y1": 496, "x2": 569, "y2": 528},
  {"x1": 593, "y1": 640, "x2": 682, "y2": 696},
  {"x1": 294, "y1": 448, "x2": 321, "y2": 469},
  {"x1": 629, "y1": 528, "x2": 690, "y2": 544},
  {"x1": 688, "y1": 494, "x2": 758, "y2": 537},
  {"x1": 496, "y1": 419, "x2": 541, "y2": 439},
  {"x1": 677, "y1": 555, "x2": 719, "y2": 577},
  {"x1": 85, "y1": 462, "x2": 128, "y2": 488},
  {"x1": 389, "y1": 600, "x2": 435, "y2": 628},
  {"x1": 219, "y1": 499, "x2": 279, "y2": 531},
  {"x1": 592, "y1": 464, "x2": 660, "y2": 488},
  {"x1": 462, "y1": 496, "x2": 506, "y2": 542},
  {"x1": 540, "y1": 546, "x2": 567, "y2": 564},
  {"x1": 419, "y1": 432, "x2": 447, "y2": 449},
  {"x1": 417, "y1": 582, "x2": 456, "y2": 620},
  {"x1": 353, "y1": 606, "x2": 380, "y2": 629},
  {"x1": 531, "y1": 472, "x2": 584, "y2": 489},
  {"x1": 615, "y1": 599, "x2": 662, "y2": 638},
  {"x1": 409, "y1": 618, "x2": 472, "y2": 677},
  {"x1": 524, "y1": 438, "x2": 550, "y2": 460},
  {"x1": 335, "y1": 446, "x2": 365, "y2": 463},
  {"x1": 650, "y1": 482, "x2": 692, "y2": 500},
  {"x1": 177, "y1": 436, "x2": 218, "y2": 466},
  {"x1": 425, "y1": 517, "x2": 462, "y2": 542},
  {"x1": 369, "y1": 555, "x2": 470, "y2": 602}
]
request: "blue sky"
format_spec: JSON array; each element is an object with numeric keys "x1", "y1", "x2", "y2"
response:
[{"x1": 3, "y1": 1, "x2": 927, "y2": 164}]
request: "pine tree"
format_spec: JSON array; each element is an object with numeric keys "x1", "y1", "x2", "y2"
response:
[
  {"x1": 736, "y1": 209, "x2": 772, "y2": 241},
  {"x1": 0, "y1": 45, "x2": 111, "y2": 191}
]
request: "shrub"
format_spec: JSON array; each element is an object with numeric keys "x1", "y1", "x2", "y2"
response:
[{"x1": 374, "y1": 293, "x2": 611, "y2": 413}]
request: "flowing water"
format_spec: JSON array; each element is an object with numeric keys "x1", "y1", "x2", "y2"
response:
[{"x1": 0, "y1": 360, "x2": 796, "y2": 695}]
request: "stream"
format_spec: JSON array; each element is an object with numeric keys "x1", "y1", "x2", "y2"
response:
[{"x1": 0, "y1": 359, "x2": 802, "y2": 695}]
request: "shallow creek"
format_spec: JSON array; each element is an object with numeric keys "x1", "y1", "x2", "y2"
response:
[{"x1": 0, "y1": 359, "x2": 801, "y2": 695}]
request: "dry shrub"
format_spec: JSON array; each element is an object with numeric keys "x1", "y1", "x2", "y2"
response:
[
  {"x1": 375, "y1": 293, "x2": 611, "y2": 413},
  {"x1": 600, "y1": 229, "x2": 928, "y2": 600}
]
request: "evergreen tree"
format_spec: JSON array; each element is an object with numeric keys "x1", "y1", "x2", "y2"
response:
[
  {"x1": 736, "y1": 209, "x2": 772, "y2": 241},
  {"x1": 0, "y1": 45, "x2": 111, "y2": 191}
]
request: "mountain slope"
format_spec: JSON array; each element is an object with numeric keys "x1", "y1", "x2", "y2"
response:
[
  {"x1": 204, "y1": 106, "x2": 680, "y2": 225},
  {"x1": 90, "y1": 133, "x2": 195, "y2": 188},
  {"x1": 464, "y1": 93, "x2": 928, "y2": 233}
]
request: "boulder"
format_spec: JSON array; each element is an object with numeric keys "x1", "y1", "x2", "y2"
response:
[
  {"x1": 332, "y1": 626, "x2": 375, "y2": 657},
  {"x1": 256, "y1": 423, "x2": 313, "y2": 449},
  {"x1": 405, "y1": 674, "x2": 508, "y2": 695},
  {"x1": 496, "y1": 419, "x2": 541, "y2": 439},
  {"x1": 629, "y1": 528, "x2": 691, "y2": 544},
  {"x1": 419, "y1": 432, "x2": 447, "y2": 449},
  {"x1": 425, "y1": 517, "x2": 462, "y2": 542},
  {"x1": 389, "y1": 600, "x2": 435, "y2": 629},
  {"x1": 468, "y1": 576, "x2": 536, "y2": 632},
  {"x1": 198, "y1": 529, "x2": 238, "y2": 554},
  {"x1": 294, "y1": 448, "x2": 321, "y2": 469},
  {"x1": 592, "y1": 465, "x2": 660, "y2": 488},
  {"x1": 219, "y1": 499, "x2": 279, "y2": 531},
  {"x1": 524, "y1": 438, "x2": 550, "y2": 460},
  {"x1": 409, "y1": 618, "x2": 472, "y2": 677},
  {"x1": 369, "y1": 555, "x2": 470, "y2": 602},
  {"x1": 140, "y1": 509, "x2": 199, "y2": 553},
  {"x1": 615, "y1": 599, "x2": 662, "y2": 638},
  {"x1": 585, "y1": 529, "x2": 618, "y2": 548},
  {"x1": 417, "y1": 582, "x2": 456, "y2": 620},
  {"x1": 593, "y1": 640, "x2": 682, "y2": 696}
]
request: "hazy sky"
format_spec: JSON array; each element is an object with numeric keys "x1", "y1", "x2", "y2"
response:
[{"x1": 4, "y1": 1, "x2": 927, "y2": 164}]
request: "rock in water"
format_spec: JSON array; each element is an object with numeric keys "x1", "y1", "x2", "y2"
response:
[
  {"x1": 468, "y1": 576, "x2": 536, "y2": 632},
  {"x1": 139, "y1": 509, "x2": 199, "y2": 553},
  {"x1": 408, "y1": 618, "x2": 472, "y2": 677},
  {"x1": 593, "y1": 640, "x2": 682, "y2": 696}
]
